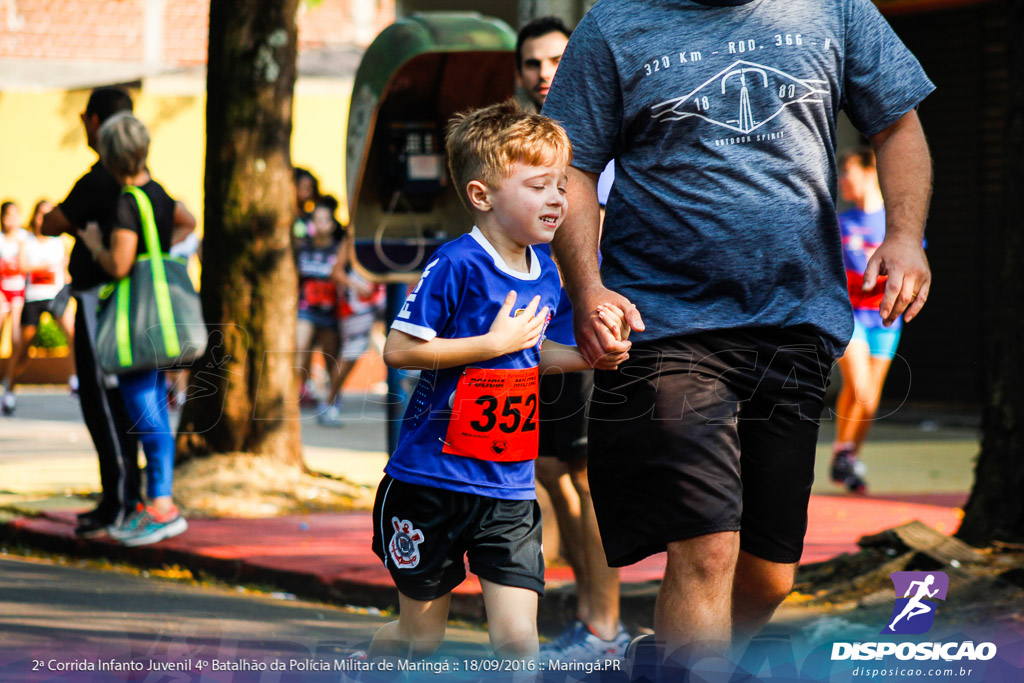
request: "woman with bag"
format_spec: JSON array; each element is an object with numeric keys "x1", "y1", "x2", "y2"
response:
[{"x1": 77, "y1": 113, "x2": 197, "y2": 546}]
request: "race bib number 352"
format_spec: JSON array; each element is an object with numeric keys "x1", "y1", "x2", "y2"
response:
[{"x1": 443, "y1": 367, "x2": 539, "y2": 462}]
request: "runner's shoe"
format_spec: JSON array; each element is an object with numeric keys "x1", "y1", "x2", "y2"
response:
[
  {"x1": 540, "y1": 619, "x2": 588, "y2": 655},
  {"x1": 830, "y1": 449, "x2": 868, "y2": 494},
  {"x1": 624, "y1": 634, "x2": 660, "y2": 682},
  {"x1": 1, "y1": 392, "x2": 15, "y2": 416},
  {"x1": 317, "y1": 402, "x2": 345, "y2": 427},
  {"x1": 76, "y1": 504, "x2": 108, "y2": 522},
  {"x1": 113, "y1": 505, "x2": 188, "y2": 546},
  {"x1": 299, "y1": 382, "x2": 318, "y2": 407},
  {"x1": 74, "y1": 509, "x2": 122, "y2": 538},
  {"x1": 541, "y1": 620, "x2": 631, "y2": 662},
  {"x1": 106, "y1": 503, "x2": 147, "y2": 541}
]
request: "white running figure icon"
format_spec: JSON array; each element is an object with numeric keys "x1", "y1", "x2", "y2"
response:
[{"x1": 888, "y1": 574, "x2": 940, "y2": 631}]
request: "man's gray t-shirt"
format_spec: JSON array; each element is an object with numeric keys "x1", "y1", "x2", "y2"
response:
[{"x1": 542, "y1": 0, "x2": 934, "y2": 357}]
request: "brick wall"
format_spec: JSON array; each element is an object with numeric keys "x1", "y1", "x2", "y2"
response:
[
  {"x1": 0, "y1": 0, "x2": 146, "y2": 62},
  {"x1": 0, "y1": 0, "x2": 395, "y2": 66},
  {"x1": 164, "y1": 0, "x2": 209, "y2": 66}
]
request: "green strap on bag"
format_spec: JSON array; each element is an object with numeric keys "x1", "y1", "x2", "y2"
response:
[{"x1": 115, "y1": 186, "x2": 181, "y2": 368}]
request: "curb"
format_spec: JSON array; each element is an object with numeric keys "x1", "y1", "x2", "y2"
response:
[{"x1": 0, "y1": 513, "x2": 662, "y2": 631}]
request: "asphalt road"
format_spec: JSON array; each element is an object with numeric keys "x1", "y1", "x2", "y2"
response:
[{"x1": 0, "y1": 555, "x2": 491, "y2": 682}]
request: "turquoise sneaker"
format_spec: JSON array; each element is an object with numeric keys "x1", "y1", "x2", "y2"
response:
[{"x1": 114, "y1": 505, "x2": 188, "y2": 547}]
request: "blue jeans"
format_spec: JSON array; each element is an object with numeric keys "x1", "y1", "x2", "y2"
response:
[{"x1": 118, "y1": 370, "x2": 175, "y2": 500}]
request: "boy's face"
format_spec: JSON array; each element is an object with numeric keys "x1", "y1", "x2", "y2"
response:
[{"x1": 485, "y1": 162, "x2": 568, "y2": 246}]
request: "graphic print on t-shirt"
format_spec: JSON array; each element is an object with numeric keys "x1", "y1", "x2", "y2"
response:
[
  {"x1": 636, "y1": 31, "x2": 841, "y2": 148},
  {"x1": 652, "y1": 59, "x2": 828, "y2": 135}
]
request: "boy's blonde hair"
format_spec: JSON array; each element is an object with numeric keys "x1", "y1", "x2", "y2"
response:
[
  {"x1": 446, "y1": 99, "x2": 572, "y2": 211},
  {"x1": 98, "y1": 112, "x2": 150, "y2": 178}
]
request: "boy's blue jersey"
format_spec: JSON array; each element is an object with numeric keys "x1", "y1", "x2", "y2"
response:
[
  {"x1": 387, "y1": 227, "x2": 564, "y2": 500},
  {"x1": 532, "y1": 243, "x2": 576, "y2": 346}
]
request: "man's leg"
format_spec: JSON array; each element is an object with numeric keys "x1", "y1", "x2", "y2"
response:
[
  {"x1": 73, "y1": 292, "x2": 140, "y2": 526},
  {"x1": 535, "y1": 456, "x2": 587, "y2": 602},
  {"x1": 568, "y1": 458, "x2": 620, "y2": 640},
  {"x1": 536, "y1": 372, "x2": 589, "y2": 619},
  {"x1": 655, "y1": 532, "x2": 739, "y2": 660},
  {"x1": 731, "y1": 551, "x2": 797, "y2": 642},
  {"x1": 734, "y1": 326, "x2": 830, "y2": 642},
  {"x1": 369, "y1": 592, "x2": 451, "y2": 659},
  {"x1": 480, "y1": 579, "x2": 539, "y2": 659},
  {"x1": 587, "y1": 335, "x2": 748, "y2": 658}
]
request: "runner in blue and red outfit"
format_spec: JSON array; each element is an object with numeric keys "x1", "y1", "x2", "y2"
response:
[
  {"x1": 368, "y1": 100, "x2": 628, "y2": 661},
  {"x1": 831, "y1": 146, "x2": 915, "y2": 493}
]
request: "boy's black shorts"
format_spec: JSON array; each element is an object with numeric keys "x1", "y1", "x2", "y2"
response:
[
  {"x1": 371, "y1": 475, "x2": 544, "y2": 601},
  {"x1": 587, "y1": 326, "x2": 832, "y2": 567},
  {"x1": 538, "y1": 370, "x2": 593, "y2": 462}
]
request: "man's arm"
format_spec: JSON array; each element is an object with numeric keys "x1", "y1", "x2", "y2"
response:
[
  {"x1": 866, "y1": 109, "x2": 933, "y2": 325},
  {"x1": 552, "y1": 166, "x2": 642, "y2": 366},
  {"x1": 41, "y1": 206, "x2": 74, "y2": 237}
]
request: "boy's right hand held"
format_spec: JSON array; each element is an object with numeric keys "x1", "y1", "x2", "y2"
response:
[
  {"x1": 597, "y1": 304, "x2": 630, "y2": 341},
  {"x1": 486, "y1": 291, "x2": 548, "y2": 356}
]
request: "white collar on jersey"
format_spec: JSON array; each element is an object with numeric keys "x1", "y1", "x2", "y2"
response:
[{"x1": 469, "y1": 226, "x2": 541, "y2": 281}]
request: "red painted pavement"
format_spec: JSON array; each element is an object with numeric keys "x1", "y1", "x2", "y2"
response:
[{"x1": 10, "y1": 494, "x2": 962, "y2": 597}]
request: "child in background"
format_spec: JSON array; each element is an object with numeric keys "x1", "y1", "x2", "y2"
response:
[
  {"x1": 368, "y1": 100, "x2": 629, "y2": 660},
  {"x1": 1, "y1": 201, "x2": 28, "y2": 415},
  {"x1": 4, "y1": 201, "x2": 69, "y2": 414},
  {"x1": 295, "y1": 196, "x2": 344, "y2": 410}
]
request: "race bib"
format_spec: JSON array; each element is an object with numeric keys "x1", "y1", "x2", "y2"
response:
[
  {"x1": 29, "y1": 270, "x2": 57, "y2": 286},
  {"x1": 302, "y1": 280, "x2": 338, "y2": 308},
  {"x1": 443, "y1": 367, "x2": 539, "y2": 462}
]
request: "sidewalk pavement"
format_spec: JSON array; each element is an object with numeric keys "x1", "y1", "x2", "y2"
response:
[{"x1": 0, "y1": 389, "x2": 979, "y2": 628}]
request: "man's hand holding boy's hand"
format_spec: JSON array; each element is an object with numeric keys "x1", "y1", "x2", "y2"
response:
[
  {"x1": 590, "y1": 303, "x2": 631, "y2": 370},
  {"x1": 486, "y1": 291, "x2": 549, "y2": 356},
  {"x1": 598, "y1": 304, "x2": 631, "y2": 342}
]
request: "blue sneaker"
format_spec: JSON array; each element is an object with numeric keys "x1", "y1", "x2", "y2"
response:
[
  {"x1": 541, "y1": 620, "x2": 631, "y2": 662},
  {"x1": 112, "y1": 505, "x2": 188, "y2": 547},
  {"x1": 540, "y1": 619, "x2": 588, "y2": 655}
]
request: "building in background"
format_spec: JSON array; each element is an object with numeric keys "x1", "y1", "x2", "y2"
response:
[{"x1": 0, "y1": 0, "x2": 396, "y2": 236}]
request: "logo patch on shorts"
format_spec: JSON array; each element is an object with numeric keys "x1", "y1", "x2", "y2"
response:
[{"x1": 389, "y1": 517, "x2": 424, "y2": 569}]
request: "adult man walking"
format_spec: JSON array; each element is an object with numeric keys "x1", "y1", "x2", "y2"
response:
[
  {"x1": 543, "y1": 0, "x2": 933, "y2": 664},
  {"x1": 42, "y1": 87, "x2": 141, "y2": 537},
  {"x1": 516, "y1": 17, "x2": 629, "y2": 660}
]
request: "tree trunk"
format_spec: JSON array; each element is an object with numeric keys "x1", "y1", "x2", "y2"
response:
[
  {"x1": 176, "y1": 0, "x2": 303, "y2": 468},
  {"x1": 956, "y1": 2, "x2": 1024, "y2": 545}
]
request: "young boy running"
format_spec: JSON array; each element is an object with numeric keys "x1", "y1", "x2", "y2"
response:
[{"x1": 369, "y1": 100, "x2": 628, "y2": 661}]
